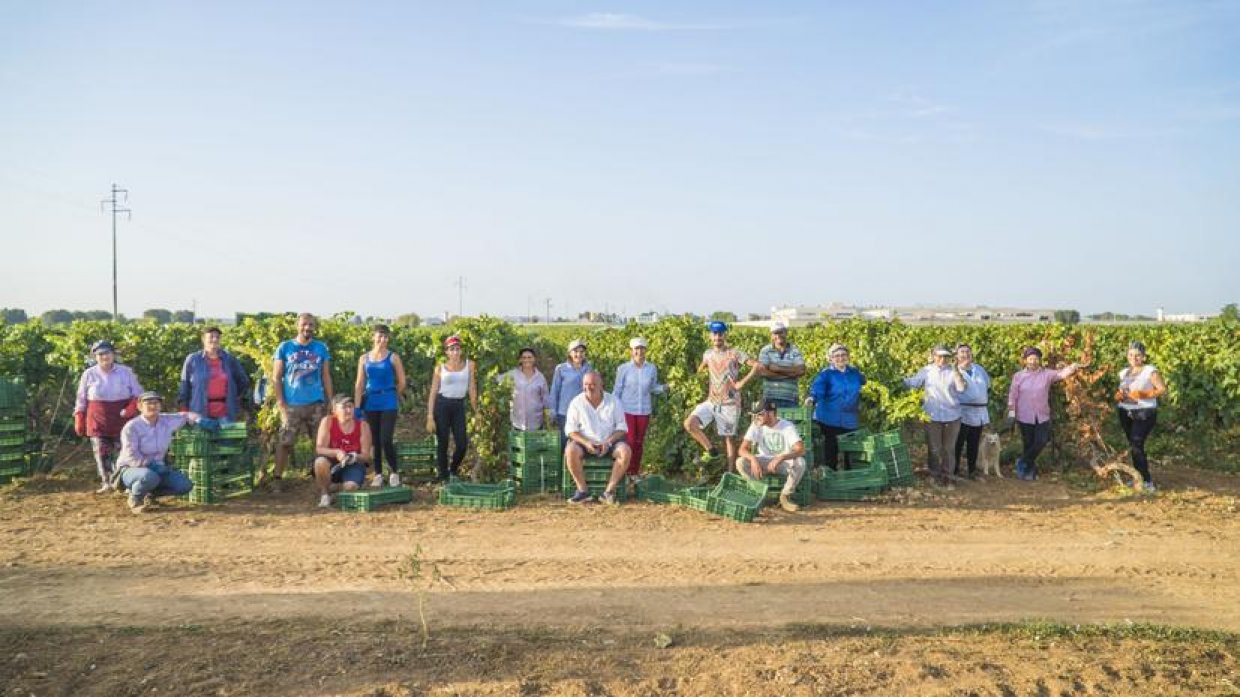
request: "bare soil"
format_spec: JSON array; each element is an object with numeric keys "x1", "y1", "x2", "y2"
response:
[{"x1": 1, "y1": 459, "x2": 1238, "y2": 696}]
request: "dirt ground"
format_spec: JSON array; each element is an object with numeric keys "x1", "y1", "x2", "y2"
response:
[{"x1": 1, "y1": 457, "x2": 1238, "y2": 696}]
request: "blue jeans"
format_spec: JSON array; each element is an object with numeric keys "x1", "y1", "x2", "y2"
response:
[{"x1": 120, "y1": 461, "x2": 193, "y2": 501}]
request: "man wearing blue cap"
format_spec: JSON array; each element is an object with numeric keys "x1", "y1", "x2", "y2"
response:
[{"x1": 683, "y1": 320, "x2": 757, "y2": 469}]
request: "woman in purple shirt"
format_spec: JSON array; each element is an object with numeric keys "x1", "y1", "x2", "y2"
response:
[
  {"x1": 116, "y1": 391, "x2": 204, "y2": 514},
  {"x1": 1006, "y1": 347, "x2": 1077, "y2": 481},
  {"x1": 74, "y1": 340, "x2": 144, "y2": 493}
]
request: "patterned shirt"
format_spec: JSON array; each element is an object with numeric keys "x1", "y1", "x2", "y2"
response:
[{"x1": 702, "y1": 347, "x2": 749, "y2": 406}]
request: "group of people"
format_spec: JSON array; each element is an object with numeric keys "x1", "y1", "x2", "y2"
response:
[{"x1": 72, "y1": 314, "x2": 1167, "y2": 514}]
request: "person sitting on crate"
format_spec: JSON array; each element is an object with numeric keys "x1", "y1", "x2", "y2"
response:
[
  {"x1": 177, "y1": 326, "x2": 251, "y2": 422},
  {"x1": 313, "y1": 394, "x2": 373, "y2": 509},
  {"x1": 737, "y1": 399, "x2": 807, "y2": 513},
  {"x1": 563, "y1": 371, "x2": 630, "y2": 506},
  {"x1": 115, "y1": 391, "x2": 209, "y2": 514},
  {"x1": 74, "y1": 340, "x2": 144, "y2": 494}
]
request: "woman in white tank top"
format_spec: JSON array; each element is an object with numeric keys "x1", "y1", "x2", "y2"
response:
[
  {"x1": 426, "y1": 335, "x2": 478, "y2": 480},
  {"x1": 1114, "y1": 341, "x2": 1166, "y2": 492}
]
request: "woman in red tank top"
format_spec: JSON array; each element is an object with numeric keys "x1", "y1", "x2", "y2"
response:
[{"x1": 312, "y1": 395, "x2": 373, "y2": 508}]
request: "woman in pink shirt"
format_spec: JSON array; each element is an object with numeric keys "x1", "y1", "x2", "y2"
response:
[
  {"x1": 74, "y1": 340, "x2": 144, "y2": 493},
  {"x1": 1006, "y1": 346, "x2": 1077, "y2": 480}
]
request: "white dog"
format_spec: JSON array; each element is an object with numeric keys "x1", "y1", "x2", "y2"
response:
[{"x1": 979, "y1": 432, "x2": 1002, "y2": 477}]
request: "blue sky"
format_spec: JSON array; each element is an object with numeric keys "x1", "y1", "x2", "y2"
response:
[{"x1": 1, "y1": 1, "x2": 1237, "y2": 320}]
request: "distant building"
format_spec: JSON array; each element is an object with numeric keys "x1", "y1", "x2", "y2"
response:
[
  {"x1": 1156, "y1": 307, "x2": 1213, "y2": 323},
  {"x1": 771, "y1": 304, "x2": 1057, "y2": 326},
  {"x1": 636, "y1": 311, "x2": 662, "y2": 324}
]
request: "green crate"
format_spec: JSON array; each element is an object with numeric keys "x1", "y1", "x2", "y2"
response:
[
  {"x1": 337, "y1": 486, "x2": 414, "y2": 512},
  {"x1": 214, "y1": 422, "x2": 248, "y2": 439},
  {"x1": 704, "y1": 473, "x2": 768, "y2": 523},
  {"x1": 0, "y1": 419, "x2": 26, "y2": 433},
  {"x1": 835, "y1": 429, "x2": 872, "y2": 452},
  {"x1": 560, "y1": 465, "x2": 629, "y2": 501},
  {"x1": 508, "y1": 429, "x2": 560, "y2": 454},
  {"x1": 635, "y1": 475, "x2": 683, "y2": 504},
  {"x1": 438, "y1": 479, "x2": 516, "y2": 510},
  {"x1": 395, "y1": 438, "x2": 437, "y2": 457},
  {"x1": 0, "y1": 462, "x2": 27, "y2": 478},
  {"x1": 0, "y1": 450, "x2": 24, "y2": 463},
  {"x1": 761, "y1": 471, "x2": 814, "y2": 507},
  {"x1": 815, "y1": 484, "x2": 885, "y2": 501},
  {"x1": 776, "y1": 406, "x2": 811, "y2": 423},
  {"x1": 510, "y1": 451, "x2": 562, "y2": 494},
  {"x1": 509, "y1": 447, "x2": 564, "y2": 465},
  {"x1": 0, "y1": 379, "x2": 26, "y2": 410},
  {"x1": 675, "y1": 486, "x2": 712, "y2": 511}
]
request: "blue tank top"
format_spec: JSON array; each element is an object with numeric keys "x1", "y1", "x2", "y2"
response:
[{"x1": 364, "y1": 352, "x2": 398, "y2": 411}]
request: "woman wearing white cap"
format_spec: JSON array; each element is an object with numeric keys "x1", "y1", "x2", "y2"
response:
[
  {"x1": 807, "y1": 344, "x2": 865, "y2": 470},
  {"x1": 548, "y1": 339, "x2": 592, "y2": 450},
  {"x1": 614, "y1": 337, "x2": 666, "y2": 477},
  {"x1": 74, "y1": 340, "x2": 144, "y2": 493}
]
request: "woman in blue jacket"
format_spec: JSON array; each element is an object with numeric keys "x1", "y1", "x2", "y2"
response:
[
  {"x1": 176, "y1": 326, "x2": 251, "y2": 421},
  {"x1": 807, "y1": 344, "x2": 865, "y2": 470}
]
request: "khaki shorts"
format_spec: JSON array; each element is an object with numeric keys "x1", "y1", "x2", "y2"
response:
[
  {"x1": 280, "y1": 402, "x2": 325, "y2": 446},
  {"x1": 691, "y1": 401, "x2": 741, "y2": 437}
]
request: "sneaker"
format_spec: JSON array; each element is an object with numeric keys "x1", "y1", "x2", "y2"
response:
[
  {"x1": 1014, "y1": 458, "x2": 1027, "y2": 479},
  {"x1": 567, "y1": 489, "x2": 593, "y2": 504},
  {"x1": 128, "y1": 497, "x2": 146, "y2": 515},
  {"x1": 318, "y1": 494, "x2": 333, "y2": 508},
  {"x1": 778, "y1": 494, "x2": 800, "y2": 513},
  {"x1": 699, "y1": 448, "x2": 720, "y2": 464},
  {"x1": 599, "y1": 490, "x2": 618, "y2": 506},
  {"x1": 389, "y1": 473, "x2": 401, "y2": 487},
  {"x1": 370, "y1": 474, "x2": 383, "y2": 488},
  {"x1": 1143, "y1": 481, "x2": 1157, "y2": 494},
  {"x1": 96, "y1": 482, "x2": 112, "y2": 494}
]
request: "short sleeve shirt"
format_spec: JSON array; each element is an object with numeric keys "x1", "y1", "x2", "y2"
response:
[
  {"x1": 703, "y1": 347, "x2": 748, "y2": 406},
  {"x1": 275, "y1": 339, "x2": 331, "y2": 406},
  {"x1": 758, "y1": 343, "x2": 804, "y2": 403},
  {"x1": 743, "y1": 418, "x2": 802, "y2": 458}
]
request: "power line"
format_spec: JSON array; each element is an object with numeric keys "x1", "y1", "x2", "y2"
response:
[{"x1": 100, "y1": 184, "x2": 131, "y2": 322}]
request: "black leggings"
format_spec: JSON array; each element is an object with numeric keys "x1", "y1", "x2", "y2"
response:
[
  {"x1": 1118, "y1": 408, "x2": 1157, "y2": 483},
  {"x1": 815, "y1": 422, "x2": 856, "y2": 470},
  {"x1": 955, "y1": 423, "x2": 983, "y2": 476},
  {"x1": 1018, "y1": 420, "x2": 1052, "y2": 472},
  {"x1": 366, "y1": 410, "x2": 398, "y2": 476},
  {"x1": 434, "y1": 397, "x2": 468, "y2": 479}
]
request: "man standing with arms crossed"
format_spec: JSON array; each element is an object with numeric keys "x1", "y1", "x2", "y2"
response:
[
  {"x1": 267, "y1": 313, "x2": 333, "y2": 487},
  {"x1": 754, "y1": 322, "x2": 806, "y2": 409}
]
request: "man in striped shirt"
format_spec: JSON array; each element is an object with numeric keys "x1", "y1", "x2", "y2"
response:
[{"x1": 755, "y1": 323, "x2": 806, "y2": 409}]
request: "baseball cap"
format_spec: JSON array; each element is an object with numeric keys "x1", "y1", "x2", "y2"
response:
[
  {"x1": 629, "y1": 337, "x2": 647, "y2": 349},
  {"x1": 750, "y1": 398, "x2": 778, "y2": 415},
  {"x1": 828, "y1": 343, "x2": 848, "y2": 357},
  {"x1": 331, "y1": 394, "x2": 355, "y2": 407},
  {"x1": 770, "y1": 322, "x2": 788, "y2": 334},
  {"x1": 91, "y1": 340, "x2": 116, "y2": 354},
  {"x1": 138, "y1": 391, "x2": 163, "y2": 403},
  {"x1": 567, "y1": 339, "x2": 586, "y2": 351},
  {"x1": 708, "y1": 320, "x2": 728, "y2": 334},
  {"x1": 933, "y1": 344, "x2": 952, "y2": 357},
  {"x1": 443, "y1": 335, "x2": 462, "y2": 348}
]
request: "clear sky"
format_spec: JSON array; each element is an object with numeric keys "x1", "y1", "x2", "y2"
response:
[{"x1": 1, "y1": 1, "x2": 1237, "y2": 320}]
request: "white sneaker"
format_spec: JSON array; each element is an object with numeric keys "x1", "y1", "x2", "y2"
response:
[
  {"x1": 370, "y1": 474, "x2": 383, "y2": 488},
  {"x1": 318, "y1": 494, "x2": 332, "y2": 508}
]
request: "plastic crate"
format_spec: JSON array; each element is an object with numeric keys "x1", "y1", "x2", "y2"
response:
[
  {"x1": 817, "y1": 459, "x2": 889, "y2": 489},
  {"x1": 0, "y1": 419, "x2": 26, "y2": 433},
  {"x1": 395, "y1": 438, "x2": 437, "y2": 457},
  {"x1": 213, "y1": 422, "x2": 248, "y2": 440},
  {"x1": 438, "y1": 479, "x2": 516, "y2": 510},
  {"x1": 510, "y1": 451, "x2": 562, "y2": 494},
  {"x1": 776, "y1": 406, "x2": 811, "y2": 423},
  {"x1": 508, "y1": 429, "x2": 560, "y2": 454},
  {"x1": 635, "y1": 475, "x2": 682, "y2": 504},
  {"x1": 704, "y1": 473, "x2": 768, "y2": 523},
  {"x1": 509, "y1": 447, "x2": 564, "y2": 465},
  {"x1": 815, "y1": 483, "x2": 885, "y2": 501},
  {"x1": 835, "y1": 429, "x2": 872, "y2": 452},
  {"x1": 0, "y1": 450, "x2": 24, "y2": 463},
  {"x1": 675, "y1": 486, "x2": 712, "y2": 511},
  {"x1": 0, "y1": 379, "x2": 26, "y2": 410},
  {"x1": 761, "y1": 471, "x2": 814, "y2": 507},
  {"x1": 337, "y1": 486, "x2": 414, "y2": 512}
]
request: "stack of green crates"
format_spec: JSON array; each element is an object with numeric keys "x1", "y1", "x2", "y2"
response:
[
  {"x1": 0, "y1": 378, "x2": 29, "y2": 484},
  {"x1": 814, "y1": 457, "x2": 889, "y2": 501},
  {"x1": 705, "y1": 473, "x2": 768, "y2": 523},
  {"x1": 438, "y1": 478, "x2": 516, "y2": 510},
  {"x1": 172, "y1": 422, "x2": 255, "y2": 504},
  {"x1": 762, "y1": 471, "x2": 814, "y2": 507},
  {"x1": 338, "y1": 486, "x2": 414, "y2": 512},
  {"x1": 560, "y1": 456, "x2": 628, "y2": 501},
  {"x1": 838, "y1": 429, "x2": 914, "y2": 487},
  {"x1": 776, "y1": 407, "x2": 815, "y2": 463},
  {"x1": 395, "y1": 437, "x2": 438, "y2": 481},
  {"x1": 508, "y1": 429, "x2": 562, "y2": 494}
]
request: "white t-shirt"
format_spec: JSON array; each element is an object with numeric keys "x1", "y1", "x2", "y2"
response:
[
  {"x1": 564, "y1": 391, "x2": 628, "y2": 443},
  {"x1": 742, "y1": 418, "x2": 802, "y2": 458}
]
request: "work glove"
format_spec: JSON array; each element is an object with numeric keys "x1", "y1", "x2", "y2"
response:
[{"x1": 74, "y1": 412, "x2": 86, "y2": 438}]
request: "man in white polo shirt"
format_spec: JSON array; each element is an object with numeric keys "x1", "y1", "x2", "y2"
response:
[{"x1": 563, "y1": 371, "x2": 631, "y2": 505}]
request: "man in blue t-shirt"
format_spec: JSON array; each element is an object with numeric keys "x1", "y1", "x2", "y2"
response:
[{"x1": 269, "y1": 313, "x2": 333, "y2": 483}]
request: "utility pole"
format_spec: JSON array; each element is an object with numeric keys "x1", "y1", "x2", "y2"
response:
[
  {"x1": 454, "y1": 276, "x2": 467, "y2": 317},
  {"x1": 100, "y1": 184, "x2": 131, "y2": 323},
  {"x1": 544, "y1": 297, "x2": 553, "y2": 324}
]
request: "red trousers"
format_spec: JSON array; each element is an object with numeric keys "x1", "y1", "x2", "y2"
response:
[{"x1": 624, "y1": 413, "x2": 650, "y2": 476}]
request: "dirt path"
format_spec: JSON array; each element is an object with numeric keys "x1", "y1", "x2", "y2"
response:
[{"x1": 2, "y1": 465, "x2": 1238, "y2": 634}]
